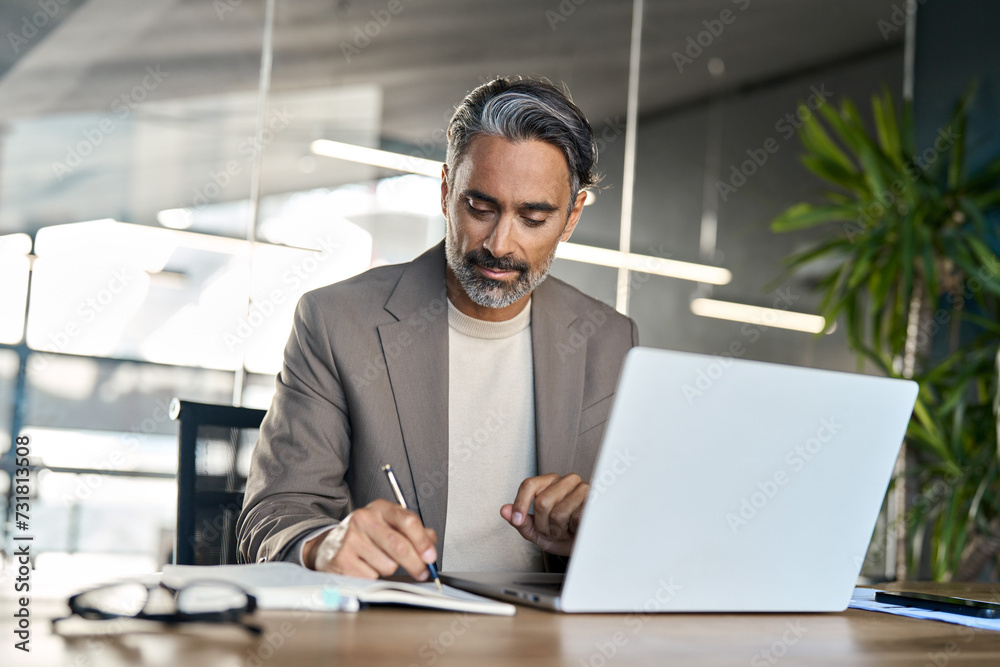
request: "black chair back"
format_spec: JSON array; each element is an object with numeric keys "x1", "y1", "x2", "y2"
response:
[{"x1": 170, "y1": 398, "x2": 266, "y2": 565}]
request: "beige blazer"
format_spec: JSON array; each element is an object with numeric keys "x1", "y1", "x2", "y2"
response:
[{"x1": 237, "y1": 241, "x2": 638, "y2": 565}]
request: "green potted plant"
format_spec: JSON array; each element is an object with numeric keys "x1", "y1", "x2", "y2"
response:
[{"x1": 769, "y1": 84, "x2": 1000, "y2": 580}]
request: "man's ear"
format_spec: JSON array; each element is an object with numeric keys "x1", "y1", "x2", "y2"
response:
[
  {"x1": 560, "y1": 190, "x2": 588, "y2": 242},
  {"x1": 440, "y1": 164, "x2": 450, "y2": 218}
]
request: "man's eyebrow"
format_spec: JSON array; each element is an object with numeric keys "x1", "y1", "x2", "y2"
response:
[
  {"x1": 461, "y1": 189, "x2": 560, "y2": 214},
  {"x1": 521, "y1": 201, "x2": 560, "y2": 213},
  {"x1": 462, "y1": 189, "x2": 500, "y2": 207}
]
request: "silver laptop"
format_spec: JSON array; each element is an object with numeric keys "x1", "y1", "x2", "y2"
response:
[{"x1": 441, "y1": 347, "x2": 918, "y2": 612}]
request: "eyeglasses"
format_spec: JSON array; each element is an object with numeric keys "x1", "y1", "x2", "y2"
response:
[{"x1": 52, "y1": 580, "x2": 261, "y2": 635}]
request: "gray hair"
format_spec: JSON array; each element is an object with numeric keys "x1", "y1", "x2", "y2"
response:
[{"x1": 446, "y1": 76, "x2": 599, "y2": 212}]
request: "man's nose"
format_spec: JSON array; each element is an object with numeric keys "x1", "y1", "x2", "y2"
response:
[{"x1": 482, "y1": 214, "x2": 516, "y2": 258}]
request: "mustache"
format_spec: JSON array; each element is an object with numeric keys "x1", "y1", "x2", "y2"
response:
[{"x1": 464, "y1": 249, "x2": 529, "y2": 274}]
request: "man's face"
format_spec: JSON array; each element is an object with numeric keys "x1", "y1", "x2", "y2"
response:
[{"x1": 442, "y1": 135, "x2": 585, "y2": 314}]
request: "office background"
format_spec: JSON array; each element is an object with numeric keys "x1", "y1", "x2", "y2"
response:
[{"x1": 0, "y1": 0, "x2": 995, "y2": 590}]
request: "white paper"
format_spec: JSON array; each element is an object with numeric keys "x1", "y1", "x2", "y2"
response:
[
  {"x1": 162, "y1": 563, "x2": 360, "y2": 611},
  {"x1": 161, "y1": 562, "x2": 515, "y2": 615}
]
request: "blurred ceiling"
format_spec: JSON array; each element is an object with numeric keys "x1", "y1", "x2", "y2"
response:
[{"x1": 0, "y1": 0, "x2": 904, "y2": 233}]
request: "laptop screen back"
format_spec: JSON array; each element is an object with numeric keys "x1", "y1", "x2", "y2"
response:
[{"x1": 561, "y1": 347, "x2": 917, "y2": 613}]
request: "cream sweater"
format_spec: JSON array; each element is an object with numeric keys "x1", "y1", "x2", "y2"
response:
[{"x1": 442, "y1": 299, "x2": 544, "y2": 572}]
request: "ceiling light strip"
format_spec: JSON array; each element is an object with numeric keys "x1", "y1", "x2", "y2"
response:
[
  {"x1": 689, "y1": 298, "x2": 828, "y2": 334},
  {"x1": 556, "y1": 242, "x2": 731, "y2": 285},
  {"x1": 311, "y1": 139, "x2": 443, "y2": 178}
]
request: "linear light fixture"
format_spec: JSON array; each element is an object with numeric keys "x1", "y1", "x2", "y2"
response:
[
  {"x1": 557, "y1": 242, "x2": 731, "y2": 285},
  {"x1": 311, "y1": 140, "x2": 600, "y2": 206},
  {"x1": 311, "y1": 139, "x2": 443, "y2": 178},
  {"x1": 690, "y1": 297, "x2": 831, "y2": 334}
]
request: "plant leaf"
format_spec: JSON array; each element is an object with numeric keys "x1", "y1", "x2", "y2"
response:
[{"x1": 770, "y1": 203, "x2": 856, "y2": 232}]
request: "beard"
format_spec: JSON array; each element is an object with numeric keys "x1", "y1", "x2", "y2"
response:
[{"x1": 445, "y1": 237, "x2": 558, "y2": 309}]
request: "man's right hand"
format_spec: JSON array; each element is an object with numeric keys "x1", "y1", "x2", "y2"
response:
[{"x1": 301, "y1": 499, "x2": 438, "y2": 580}]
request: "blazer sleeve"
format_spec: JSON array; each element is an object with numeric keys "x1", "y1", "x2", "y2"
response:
[{"x1": 236, "y1": 291, "x2": 354, "y2": 563}]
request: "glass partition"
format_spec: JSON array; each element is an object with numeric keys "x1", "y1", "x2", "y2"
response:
[
  {"x1": 257, "y1": 0, "x2": 634, "y2": 310},
  {"x1": 630, "y1": 1, "x2": 904, "y2": 372},
  {"x1": 0, "y1": 0, "x2": 267, "y2": 573}
]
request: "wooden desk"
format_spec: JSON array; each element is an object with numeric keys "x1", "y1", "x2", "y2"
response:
[{"x1": 7, "y1": 583, "x2": 1000, "y2": 666}]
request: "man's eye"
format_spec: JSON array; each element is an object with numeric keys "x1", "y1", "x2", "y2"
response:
[
  {"x1": 467, "y1": 201, "x2": 493, "y2": 217},
  {"x1": 522, "y1": 216, "x2": 548, "y2": 227}
]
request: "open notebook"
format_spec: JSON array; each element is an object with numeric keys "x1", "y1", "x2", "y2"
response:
[{"x1": 161, "y1": 562, "x2": 515, "y2": 616}]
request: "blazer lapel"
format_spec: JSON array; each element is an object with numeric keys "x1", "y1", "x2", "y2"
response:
[
  {"x1": 531, "y1": 279, "x2": 585, "y2": 476},
  {"x1": 379, "y1": 243, "x2": 450, "y2": 547}
]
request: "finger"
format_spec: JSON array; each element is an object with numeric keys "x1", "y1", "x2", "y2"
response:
[
  {"x1": 363, "y1": 511, "x2": 433, "y2": 580},
  {"x1": 532, "y1": 474, "x2": 583, "y2": 538},
  {"x1": 569, "y1": 501, "x2": 585, "y2": 534},
  {"x1": 501, "y1": 505, "x2": 576, "y2": 557},
  {"x1": 357, "y1": 548, "x2": 406, "y2": 579},
  {"x1": 383, "y1": 505, "x2": 438, "y2": 565},
  {"x1": 506, "y1": 512, "x2": 567, "y2": 556},
  {"x1": 510, "y1": 474, "x2": 560, "y2": 527},
  {"x1": 369, "y1": 498, "x2": 437, "y2": 559},
  {"x1": 505, "y1": 508, "x2": 539, "y2": 542},
  {"x1": 325, "y1": 547, "x2": 380, "y2": 579},
  {"x1": 500, "y1": 503, "x2": 514, "y2": 523},
  {"x1": 545, "y1": 481, "x2": 589, "y2": 539},
  {"x1": 341, "y1": 527, "x2": 400, "y2": 578}
]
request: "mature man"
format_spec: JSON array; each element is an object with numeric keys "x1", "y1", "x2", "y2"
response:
[{"x1": 237, "y1": 77, "x2": 638, "y2": 580}]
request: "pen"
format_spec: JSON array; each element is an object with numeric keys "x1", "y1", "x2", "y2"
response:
[{"x1": 381, "y1": 464, "x2": 443, "y2": 592}]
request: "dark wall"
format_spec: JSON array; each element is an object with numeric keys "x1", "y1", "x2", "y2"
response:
[
  {"x1": 552, "y1": 46, "x2": 905, "y2": 372},
  {"x1": 914, "y1": 0, "x2": 1000, "y2": 171}
]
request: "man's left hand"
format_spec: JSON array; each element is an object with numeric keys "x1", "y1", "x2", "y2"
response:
[{"x1": 500, "y1": 473, "x2": 589, "y2": 556}]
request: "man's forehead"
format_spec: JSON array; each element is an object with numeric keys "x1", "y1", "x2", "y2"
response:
[{"x1": 453, "y1": 135, "x2": 573, "y2": 200}]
